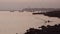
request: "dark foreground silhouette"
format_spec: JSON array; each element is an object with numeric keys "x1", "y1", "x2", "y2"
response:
[{"x1": 24, "y1": 24, "x2": 60, "y2": 34}]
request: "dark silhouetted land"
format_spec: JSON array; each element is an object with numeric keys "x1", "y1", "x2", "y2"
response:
[{"x1": 24, "y1": 24, "x2": 60, "y2": 34}]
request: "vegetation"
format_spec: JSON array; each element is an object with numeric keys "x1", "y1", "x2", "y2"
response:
[
  {"x1": 40, "y1": 10, "x2": 60, "y2": 18},
  {"x1": 24, "y1": 24, "x2": 60, "y2": 34},
  {"x1": 24, "y1": 10, "x2": 60, "y2": 34}
]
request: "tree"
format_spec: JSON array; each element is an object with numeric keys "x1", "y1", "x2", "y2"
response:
[{"x1": 24, "y1": 24, "x2": 60, "y2": 34}]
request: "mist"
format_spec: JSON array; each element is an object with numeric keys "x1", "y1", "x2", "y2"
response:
[{"x1": 0, "y1": 0, "x2": 60, "y2": 10}]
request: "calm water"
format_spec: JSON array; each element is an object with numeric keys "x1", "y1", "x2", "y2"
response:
[{"x1": 0, "y1": 11, "x2": 60, "y2": 34}]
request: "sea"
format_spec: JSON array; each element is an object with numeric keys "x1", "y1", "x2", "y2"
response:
[{"x1": 0, "y1": 11, "x2": 60, "y2": 34}]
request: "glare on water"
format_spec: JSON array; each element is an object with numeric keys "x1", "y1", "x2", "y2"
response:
[{"x1": 0, "y1": 11, "x2": 60, "y2": 34}]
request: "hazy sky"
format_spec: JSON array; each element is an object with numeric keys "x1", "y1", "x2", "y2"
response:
[{"x1": 0, "y1": 0, "x2": 60, "y2": 10}]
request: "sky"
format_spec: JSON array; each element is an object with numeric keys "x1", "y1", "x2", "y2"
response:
[
  {"x1": 0, "y1": 0, "x2": 60, "y2": 10},
  {"x1": 0, "y1": 0, "x2": 60, "y2": 34}
]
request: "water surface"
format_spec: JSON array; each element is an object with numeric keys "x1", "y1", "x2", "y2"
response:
[{"x1": 0, "y1": 11, "x2": 60, "y2": 34}]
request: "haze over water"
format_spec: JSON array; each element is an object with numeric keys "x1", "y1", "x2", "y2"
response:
[
  {"x1": 0, "y1": 0, "x2": 60, "y2": 34},
  {"x1": 0, "y1": 0, "x2": 60, "y2": 10},
  {"x1": 0, "y1": 11, "x2": 60, "y2": 34}
]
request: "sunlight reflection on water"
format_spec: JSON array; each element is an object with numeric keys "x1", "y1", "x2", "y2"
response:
[{"x1": 0, "y1": 11, "x2": 60, "y2": 34}]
